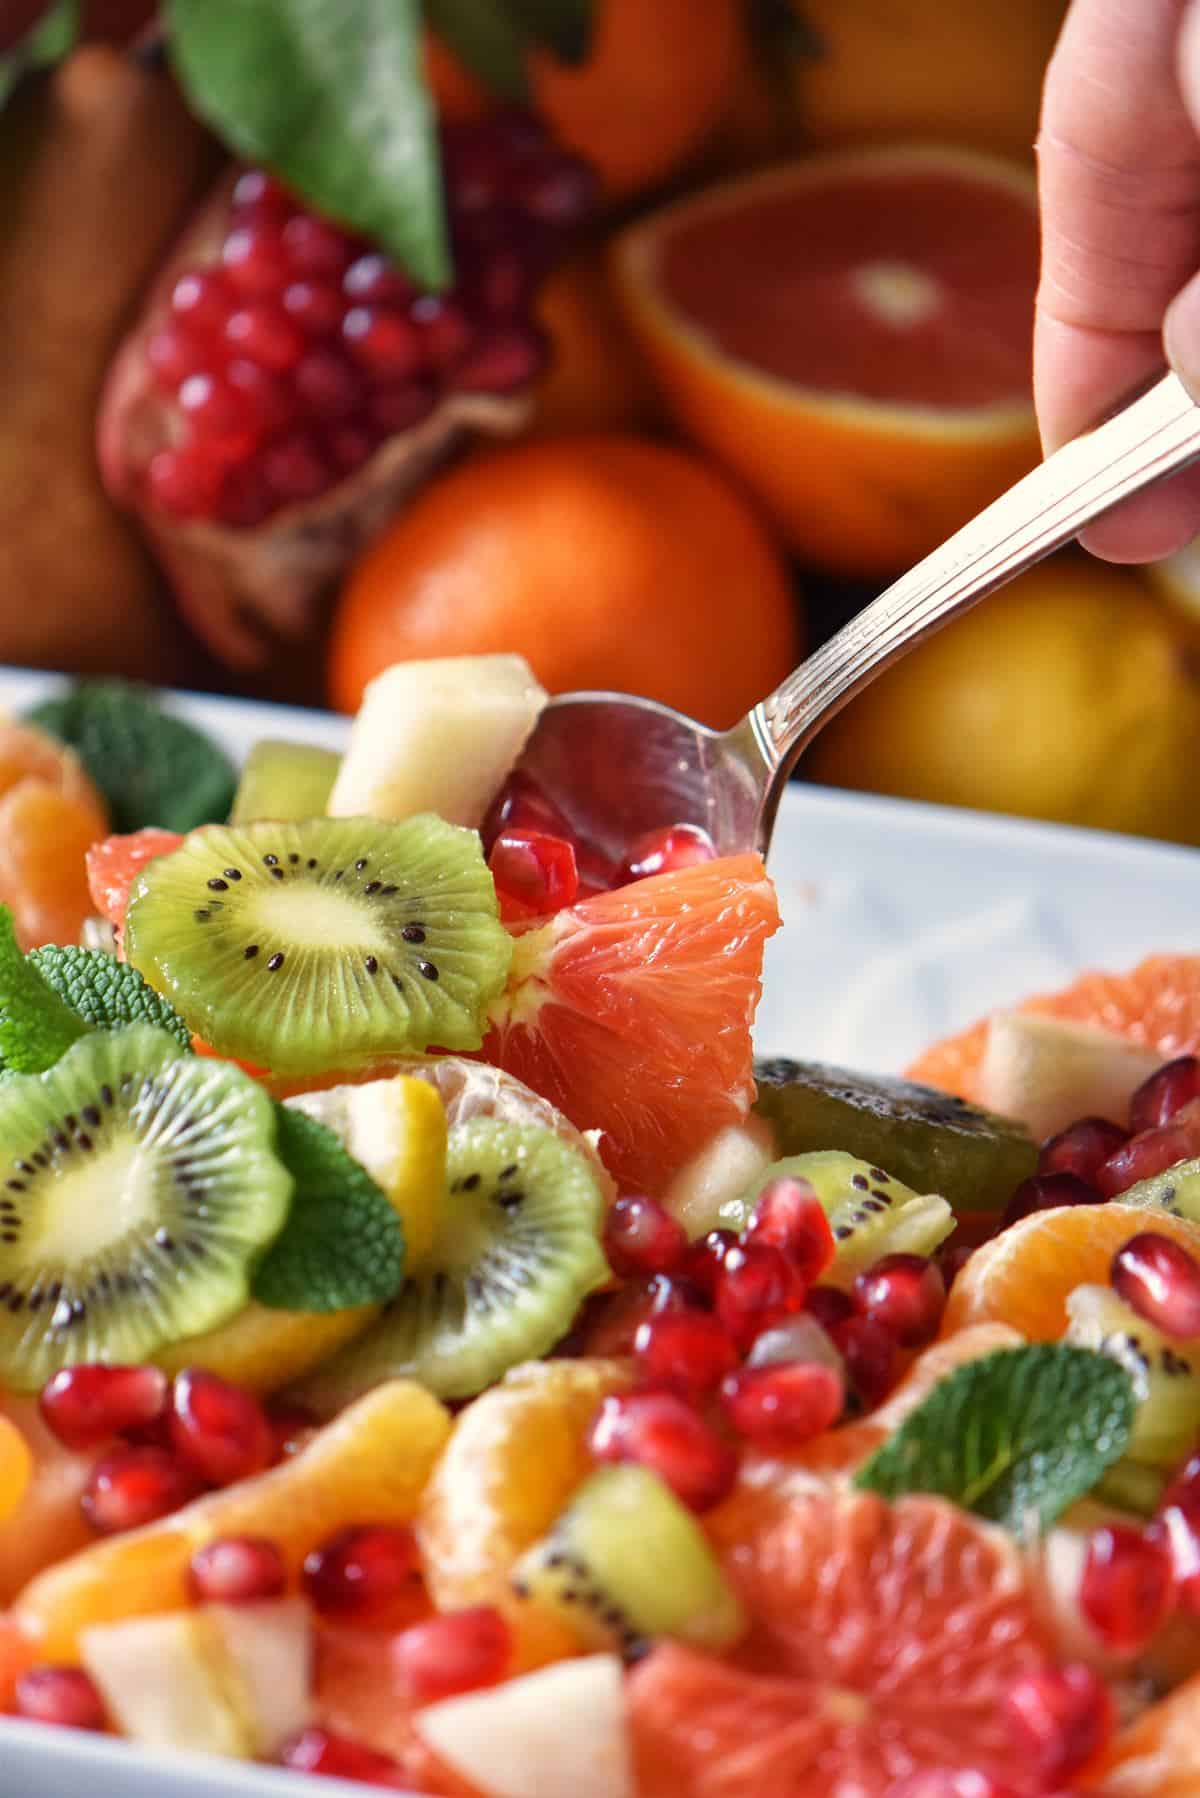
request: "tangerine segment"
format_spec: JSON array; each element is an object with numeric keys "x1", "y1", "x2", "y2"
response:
[
  {"x1": 0, "y1": 720, "x2": 100, "y2": 811},
  {"x1": 0, "y1": 1415, "x2": 32, "y2": 1526},
  {"x1": 612, "y1": 148, "x2": 1040, "y2": 576},
  {"x1": 15, "y1": 1380, "x2": 450, "y2": 1660},
  {"x1": 0, "y1": 780, "x2": 108, "y2": 951},
  {"x1": 0, "y1": 1395, "x2": 94, "y2": 1604},
  {"x1": 910, "y1": 955, "x2": 1200, "y2": 1103},
  {"x1": 416, "y1": 1358, "x2": 629, "y2": 1671},
  {"x1": 1085, "y1": 1670, "x2": 1200, "y2": 1796},
  {"x1": 941, "y1": 1204, "x2": 1200, "y2": 1341},
  {"x1": 631, "y1": 1490, "x2": 1051, "y2": 1797}
]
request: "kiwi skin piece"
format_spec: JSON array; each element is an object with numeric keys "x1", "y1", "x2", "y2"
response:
[
  {"x1": 123, "y1": 815, "x2": 512, "y2": 1075},
  {"x1": 1066, "y1": 1282, "x2": 1200, "y2": 1472},
  {"x1": 511, "y1": 1464, "x2": 744, "y2": 1661},
  {"x1": 753, "y1": 1058, "x2": 1036, "y2": 1215},
  {"x1": 229, "y1": 740, "x2": 341, "y2": 826}
]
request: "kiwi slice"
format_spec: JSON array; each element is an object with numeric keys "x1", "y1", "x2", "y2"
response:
[
  {"x1": 753, "y1": 1058, "x2": 1036, "y2": 1214},
  {"x1": 1066, "y1": 1283, "x2": 1200, "y2": 1472},
  {"x1": 229, "y1": 740, "x2": 341, "y2": 825},
  {"x1": 289, "y1": 1118, "x2": 609, "y2": 1408},
  {"x1": 511, "y1": 1465, "x2": 744, "y2": 1660},
  {"x1": 729, "y1": 1149, "x2": 954, "y2": 1287},
  {"x1": 0, "y1": 1024, "x2": 291, "y2": 1389},
  {"x1": 1116, "y1": 1159, "x2": 1200, "y2": 1225},
  {"x1": 124, "y1": 817, "x2": 512, "y2": 1075}
]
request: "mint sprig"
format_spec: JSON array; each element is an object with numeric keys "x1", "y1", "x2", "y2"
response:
[
  {"x1": 855, "y1": 1345, "x2": 1135, "y2": 1536},
  {"x1": 27, "y1": 946, "x2": 193, "y2": 1054},
  {"x1": 0, "y1": 908, "x2": 89, "y2": 1074},
  {"x1": 253, "y1": 1104, "x2": 405, "y2": 1314}
]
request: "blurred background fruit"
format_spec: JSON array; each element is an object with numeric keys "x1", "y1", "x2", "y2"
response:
[
  {"x1": 521, "y1": 251, "x2": 657, "y2": 439},
  {"x1": 327, "y1": 434, "x2": 801, "y2": 727},
  {"x1": 805, "y1": 554, "x2": 1200, "y2": 845},
  {"x1": 612, "y1": 146, "x2": 1041, "y2": 576}
]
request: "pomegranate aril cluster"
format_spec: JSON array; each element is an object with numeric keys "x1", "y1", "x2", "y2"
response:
[{"x1": 141, "y1": 113, "x2": 594, "y2": 526}]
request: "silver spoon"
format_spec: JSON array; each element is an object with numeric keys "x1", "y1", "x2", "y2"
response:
[{"x1": 507, "y1": 371, "x2": 1200, "y2": 864}]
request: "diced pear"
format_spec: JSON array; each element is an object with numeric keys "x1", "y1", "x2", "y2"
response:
[
  {"x1": 328, "y1": 654, "x2": 548, "y2": 828},
  {"x1": 80, "y1": 1610, "x2": 250, "y2": 1758},
  {"x1": 209, "y1": 1597, "x2": 313, "y2": 1756},
  {"x1": 663, "y1": 1118, "x2": 776, "y2": 1238},
  {"x1": 415, "y1": 1654, "x2": 633, "y2": 1798},
  {"x1": 976, "y1": 1013, "x2": 1160, "y2": 1143}
]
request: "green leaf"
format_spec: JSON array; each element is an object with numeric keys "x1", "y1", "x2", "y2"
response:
[
  {"x1": 855, "y1": 1344, "x2": 1135, "y2": 1537},
  {"x1": 253, "y1": 1105, "x2": 406, "y2": 1314},
  {"x1": 166, "y1": 0, "x2": 450, "y2": 290},
  {"x1": 28, "y1": 683, "x2": 236, "y2": 835},
  {"x1": 507, "y1": 0, "x2": 593, "y2": 65},
  {"x1": 27, "y1": 946, "x2": 193, "y2": 1054},
  {"x1": 424, "y1": 0, "x2": 530, "y2": 103},
  {"x1": 0, "y1": 908, "x2": 90, "y2": 1075},
  {"x1": 0, "y1": 1, "x2": 79, "y2": 111}
]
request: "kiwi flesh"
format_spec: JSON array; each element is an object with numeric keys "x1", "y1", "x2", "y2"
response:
[
  {"x1": 753, "y1": 1058, "x2": 1036, "y2": 1215},
  {"x1": 123, "y1": 817, "x2": 512, "y2": 1075},
  {"x1": 229, "y1": 740, "x2": 341, "y2": 826},
  {"x1": 1115, "y1": 1159, "x2": 1200, "y2": 1225},
  {"x1": 511, "y1": 1464, "x2": 744, "y2": 1660},
  {"x1": 1066, "y1": 1283, "x2": 1200, "y2": 1472},
  {"x1": 288, "y1": 1117, "x2": 609, "y2": 1408},
  {"x1": 0, "y1": 1024, "x2": 291, "y2": 1389},
  {"x1": 727, "y1": 1149, "x2": 954, "y2": 1288}
]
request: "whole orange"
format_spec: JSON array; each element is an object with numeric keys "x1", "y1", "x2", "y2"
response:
[{"x1": 327, "y1": 435, "x2": 801, "y2": 729}]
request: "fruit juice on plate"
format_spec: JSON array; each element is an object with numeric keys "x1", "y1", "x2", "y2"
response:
[{"x1": 3, "y1": 660, "x2": 1200, "y2": 1797}]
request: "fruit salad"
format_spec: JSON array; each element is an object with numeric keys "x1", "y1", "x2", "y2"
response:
[{"x1": 3, "y1": 661, "x2": 1200, "y2": 1798}]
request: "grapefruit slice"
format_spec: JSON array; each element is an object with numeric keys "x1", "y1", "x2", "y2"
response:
[
  {"x1": 86, "y1": 827, "x2": 183, "y2": 942},
  {"x1": 483, "y1": 853, "x2": 780, "y2": 1195},
  {"x1": 629, "y1": 1488, "x2": 1053, "y2": 1797},
  {"x1": 612, "y1": 146, "x2": 1040, "y2": 577}
]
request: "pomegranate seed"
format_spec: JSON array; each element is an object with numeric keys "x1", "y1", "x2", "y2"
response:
[
  {"x1": 342, "y1": 305, "x2": 423, "y2": 378},
  {"x1": 488, "y1": 829, "x2": 579, "y2": 922},
  {"x1": 573, "y1": 1273, "x2": 696, "y2": 1359},
  {"x1": 588, "y1": 1390, "x2": 737, "y2": 1512},
  {"x1": 15, "y1": 1665, "x2": 106, "y2": 1731},
  {"x1": 268, "y1": 1403, "x2": 318, "y2": 1462},
  {"x1": 1111, "y1": 1231, "x2": 1200, "y2": 1337},
  {"x1": 217, "y1": 466, "x2": 277, "y2": 529},
  {"x1": 368, "y1": 381, "x2": 437, "y2": 435},
  {"x1": 170, "y1": 1368, "x2": 273, "y2": 1488},
  {"x1": 618, "y1": 824, "x2": 717, "y2": 885},
  {"x1": 938, "y1": 1242, "x2": 974, "y2": 1289},
  {"x1": 230, "y1": 168, "x2": 293, "y2": 223},
  {"x1": 262, "y1": 431, "x2": 334, "y2": 503},
  {"x1": 747, "y1": 1312, "x2": 845, "y2": 1373},
  {"x1": 1149, "y1": 1494, "x2": 1200, "y2": 1612},
  {"x1": 852, "y1": 1253, "x2": 945, "y2": 1347},
  {"x1": 330, "y1": 423, "x2": 380, "y2": 474},
  {"x1": 469, "y1": 245, "x2": 532, "y2": 316},
  {"x1": 633, "y1": 1307, "x2": 737, "y2": 1396},
  {"x1": 293, "y1": 346, "x2": 365, "y2": 419},
  {"x1": 680, "y1": 1229, "x2": 737, "y2": 1299},
  {"x1": 39, "y1": 1364, "x2": 168, "y2": 1451},
  {"x1": 1097, "y1": 1101, "x2": 1200, "y2": 1196},
  {"x1": 452, "y1": 322, "x2": 548, "y2": 394},
  {"x1": 177, "y1": 371, "x2": 260, "y2": 456},
  {"x1": 343, "y1": 252, "x2": 415, "y2": 307},
  {"x1": 1003, "y1": 1663, "x2": 1114, "y2": 1783},
  {"x1": 170, "y1": 268, "x2": 235, "y2": 336},
  {"x1": 1038, "y1": 1117, "x2": 1130, "y2": 1182},
  {"x1": 1132, "y1": 1056, "x2": 1200, "y2": 1133},
  {"x1": 715, "y1": 1241, "x2": 807, "y2": 1350},
  {"x1": 409, "y1": 294, "x2": 472, "y2": 369},
  {"x1": 720, "y1": 1360, "x2": 844, "y2": 1450},
  {"x1": 188, "y1": 1535, "x2": 288, "y2": 1604},
  {"x1": 145, "y1": 444, "x2": 225, "y2": 519},
  {"x1": 745, "y1": 1177, "x2": 835, "y2": 1283},
  {"x1": 393, "y1": 1606, "x2": 511, "y2": 1703},
  {"x1": 511, "y1": 154, "x2": 597, "y2": 226},
  {"x1": 805, "y1": 1284, "x2": 855, "y2": 1330},
  {"x1": 147, "y1": 322, "x2": 210, "y2": 391},
  {"x1": 222, "y1": 220, "x2": 292, "y2": 296},
  {"x1": 1001, "y1": 1171, "x2": 1102, "y2": 1230},
  {"x1": 482, "y1": 770, "x2": 574, "y2": 849},
  {"x1": 281, "y1": 1727, "x2": 408, "y2": 1785},
  {"x1": 602, "y1": 1195, "x2": 687, "y2": 1278},
  {"x1": 223, "y1": 301, "x2": 306, "y2": 371},
  {"x1": 302, "y1": 1523, "x2": 419, "y2": 1619},
  {"x1": 831, "y1": 1315, "x2": 898, "y2": 1407},
  {"x1": 82, "y1": 1444, "x2": 195, "y2": 1534},
  {"x1": 281, "y1": 278, "x2": 345, "y2": 336},
  {"x1": 226, "y1": 358, "x2": 295, "y2": 435},
  {"x1": 1079, "y1": 1523, "x2": 1175, "y2": 1650},
  {"x1": 282, "y1": 213, "x2": 354, "y2": 279}
]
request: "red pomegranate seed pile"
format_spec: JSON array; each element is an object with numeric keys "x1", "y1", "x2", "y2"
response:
[
  {"x1": 139, "y1": 114, "x2": 594, "y2": 526},
  {"x1": 302, "y1": 1523, "x2": 420, "y2": 1620}
]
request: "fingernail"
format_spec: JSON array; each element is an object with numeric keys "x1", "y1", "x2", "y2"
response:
[{"x1": 1165, "y1": 271, "x2": 1200, "y2": 402}]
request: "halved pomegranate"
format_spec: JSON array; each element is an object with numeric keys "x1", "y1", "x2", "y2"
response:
[{"x1": 98, "y1": 114, "x2": 594, "y2": 669}]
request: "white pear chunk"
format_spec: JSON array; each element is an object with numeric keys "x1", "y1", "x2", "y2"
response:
[
  {"x1": 663, "y1": 1117, "x2": 776, "y2": 1237},
  {"x1": 209, "y1": 1597, "x2": 313, "y2": 1756},
  {"x1": 414, "y1": 1653, "x2": 633, "y2": 1798},
  {"x1": 328, "y1": 654, "x2": 548, "y2": 828},
  {"x1": 976, "y1": 1012, "x2": 1160, "y2": 1143},
  {"x1": 80, "y1": 1611, "x2": 250, "y2": 1759}
]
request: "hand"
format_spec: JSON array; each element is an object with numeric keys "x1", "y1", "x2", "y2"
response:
[{"x1": 1035, "y1": 0, "x2": 1200, "y2": 560}]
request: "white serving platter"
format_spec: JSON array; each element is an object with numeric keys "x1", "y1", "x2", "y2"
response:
[{"x1": 0, "y1": 662, "x2": 1198, "y2": 1796}]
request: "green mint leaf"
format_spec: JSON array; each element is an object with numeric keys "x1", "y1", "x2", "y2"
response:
[
  {"x1": 28, "y1": 682, "x2": 236, "y2": 835},
  {"x1": 166, "y1": 0, "x2": 450, "y2": 290},
  {"x1": 855, "y1": 1344, "x2": 1135, "y2": 1537},
  {"x1": 0, "y1": 1, "x2": 79, "y2": 110},
  {"x1": 0, "y1": 907, "x2": 90, "y2": 1074},
  {"x1": 424, "y1": 0, "x2": 530, "y2": 103},
  {"x1": 507, "y1": 0, "x2": 593, "y2": 67},
  {"x1": 253, "y1": 1104, "x2": 406, "y2": 1313},
  {"x1": 27, "y1": 946, "x2": 193, "y2": 1054}
]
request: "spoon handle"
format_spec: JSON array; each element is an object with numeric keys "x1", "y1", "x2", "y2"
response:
[{"x1": 751, "y1": 371, "x2": 1200, "y2": 771}]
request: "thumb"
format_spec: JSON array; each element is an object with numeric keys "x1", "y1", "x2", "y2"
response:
[{"x1": 1164, "y1": 269, "x2": 1200, "y2": 405}]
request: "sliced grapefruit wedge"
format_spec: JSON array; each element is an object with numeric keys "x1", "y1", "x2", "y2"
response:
[{"x1": 612, "y1": 146, "x2": 1040, "y2": 577}]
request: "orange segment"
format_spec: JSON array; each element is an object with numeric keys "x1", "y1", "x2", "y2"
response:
[
  {"x1": 0, "y1": 1415, "x2": 32, "y2": 1526},
  {"x1": 15, "y1": 1379, "x2": 450, "y2": 1660},
  {"x1": 416, "y1": 1358, "x2": 629, "y2": 1670},
  {"x1": 612, "y1": 147, "x2": 1040, "y2": 577},
  {"x1": 1085, "y1": 1671, "x2": 1200, "y2": 1795},
  {"x1": 941, "y1": 1204, "x2": 1200, "y2": 1340},
  {"x1": 0, "y1": 780, "x2": 108, "y2": 950},
  {"x1": 911, "y1": 955, "x2": 1200, "y2": 1103},
  {"x1": 0, "y1": 1394, "x2": 94, "y2": 1604}
]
